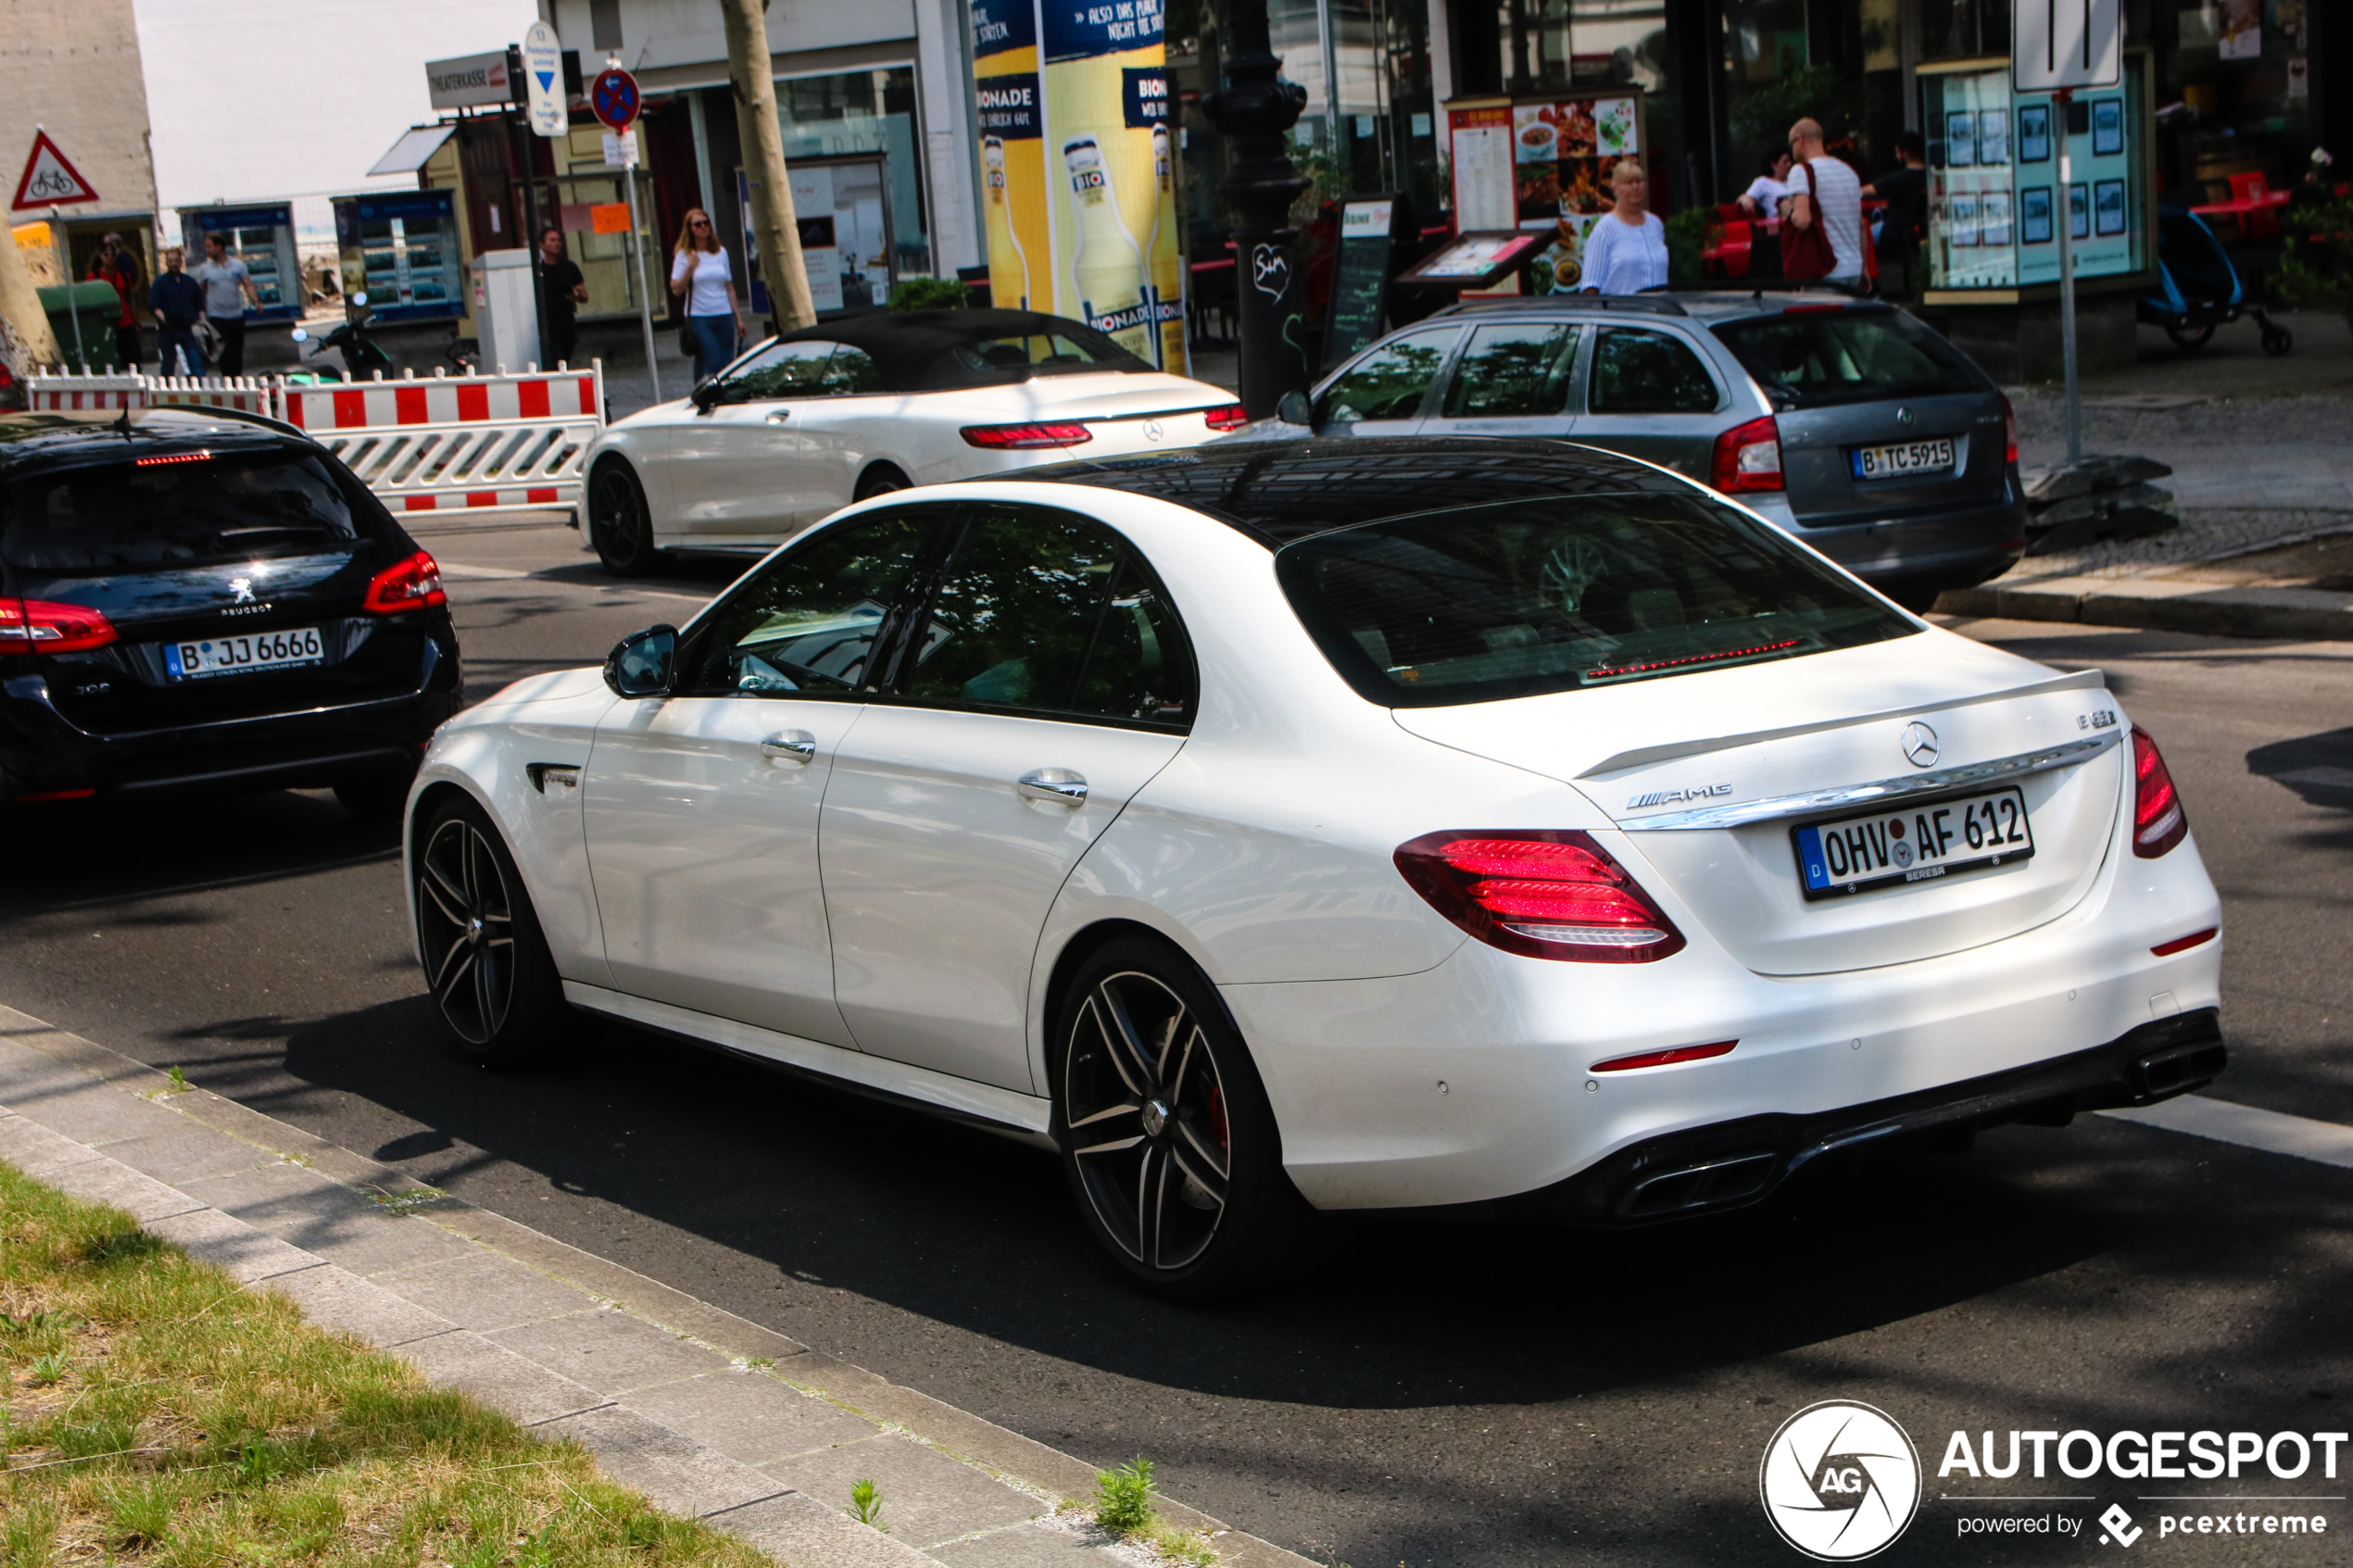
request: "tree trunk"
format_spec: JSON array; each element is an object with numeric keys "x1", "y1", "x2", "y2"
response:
[
  {"x1": 0, "y1": 225, "x2": 64, "y2": 376},
  {"x1": 718, "y1": 0, "x2": 815, "y2": 333}
]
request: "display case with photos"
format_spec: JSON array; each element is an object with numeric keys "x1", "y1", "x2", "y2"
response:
[
  {"x1": 1919, "y1": 56, "x2": 2148, "y2": 294},
  {"x1": 1444, "y1": 89, "x2": 1645, "y2": 293}
]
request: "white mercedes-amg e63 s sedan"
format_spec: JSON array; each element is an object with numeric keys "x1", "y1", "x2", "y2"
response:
[
  {"x1": 406, "y1": 437, "x2": 2226, "y2": 1298},
  {"x1": 578, "y1": 308, "x2": 1243, "y2": 574}
]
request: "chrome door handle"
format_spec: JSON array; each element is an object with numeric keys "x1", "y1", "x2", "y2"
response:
[
  {"x1": 1017, "y1": 768, "x2": 1088, "y2": 805},
  {"x1": 763, "y1": 409, "x2": 791, "y2": 424},
  {"x1": 760, "y1": 730, "x2": 817, "y2": 762}
]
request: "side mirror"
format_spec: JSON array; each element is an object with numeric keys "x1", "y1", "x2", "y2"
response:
[
  {"x1": 688, "y1": 380, "x2": 724, "y2": 413},
  {"x1": 603, "y1": 624, "x2": 678, "y2": 698},
  {"x1": 1277, "y1": 389, "x2": 1315, "y2": 429}
]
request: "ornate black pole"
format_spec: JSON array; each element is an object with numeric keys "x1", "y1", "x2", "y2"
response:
[{"x1": 1202, "y1": 1, "x2": 1310, "y2": 419}]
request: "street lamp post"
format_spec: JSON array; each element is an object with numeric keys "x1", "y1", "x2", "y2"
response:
[{"x1": 1202, "y1": 0, "x2": 1311, "y2": 419}]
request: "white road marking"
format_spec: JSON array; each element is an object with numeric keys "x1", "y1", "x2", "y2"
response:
[
  {"x1": 2101, "y1": 1095, "x2": 2353, "y2": 1171},
  {"x1": 437, "y1": 563, "x2": 529, "y2": 580}
]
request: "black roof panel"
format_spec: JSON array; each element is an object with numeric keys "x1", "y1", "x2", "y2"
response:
[
  {"x1": 1006, "y1": 436, "x2": 1694, "y2": 545},
  {"x1": 767, "y1": 308, "x2": 1152, "y2": 392}
]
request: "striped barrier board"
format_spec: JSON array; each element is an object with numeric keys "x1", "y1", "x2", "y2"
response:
[
  {"x1": 143, "y1": 376, "x2": 278, "y2": 416},
  {"x1": 20, "y1": 364, "x2": 606, "y2": 521},
  {"x1": 28, "y1": 372, "x2": 146, "y2": 410},
  {"x1": 286, "y1": 367, "x2": 603, "y2": 520}
]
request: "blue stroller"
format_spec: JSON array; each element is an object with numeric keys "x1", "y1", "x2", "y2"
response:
[{"x1": 2138, "y1": 204, "x2": 2293, "y2": 356}]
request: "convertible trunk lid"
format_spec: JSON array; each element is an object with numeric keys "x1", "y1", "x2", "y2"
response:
[{"x1": 1393, "y1": 637, "x2": 2127, "y2": 975}]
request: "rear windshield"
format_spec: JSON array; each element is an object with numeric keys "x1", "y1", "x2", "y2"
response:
[
  {"x1": 3, "y1": 448, "x2": 384, "y2": 574},
  {"x1": 1276, "y1": 494, "x2": 1917, "y2": 707},
  {"x1": 1711, "y1": 308, "x2": 1980, "y2": 408}
]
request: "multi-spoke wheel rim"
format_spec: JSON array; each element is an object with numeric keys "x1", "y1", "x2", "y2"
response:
[
  {"x1": 591, "y1": 470, "x2": 642, "y2": 561},
  {"x1": 417, "y1": 820, "x2": 516, "y2": 1046},
  {"x1": 1063, "y1": 971, "x2": 1232, "y2": 1272}
]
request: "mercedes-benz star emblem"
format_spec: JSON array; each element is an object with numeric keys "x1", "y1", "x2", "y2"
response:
[
  {"x1": 1142, "y1": 419, "x2": 1164, "y2": 443},
  {"x1": 1895, "y1": 407, "x2": 1916, "y2": 427},
  {"x1": 1900, "y1": 721, "x2": 1940, "y2": 768}
]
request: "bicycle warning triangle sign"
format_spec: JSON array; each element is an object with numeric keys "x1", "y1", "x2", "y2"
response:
[{"x1": 11, "y1": 131, "x2": 99, "y2": 212}]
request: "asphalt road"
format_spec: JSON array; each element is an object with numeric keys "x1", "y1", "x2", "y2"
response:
[{"x1": 3, "y1": 524, "x2": 2349, "y2": 1566}]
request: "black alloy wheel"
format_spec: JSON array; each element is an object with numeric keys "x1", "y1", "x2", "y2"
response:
[
  {"x1": 1055, "y1": 938, "x2": 1298, "y2": 1298},
  {"x1": 414, "y1": 798, "x2": 567, "y2": 1066},
  {"x1": 589, "y1": 461, "x2": 664, "y2": 575}
]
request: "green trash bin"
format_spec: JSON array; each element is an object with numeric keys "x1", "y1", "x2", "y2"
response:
[{"x1": 38, "y1": 280, "x2": 128, "y2": 372}]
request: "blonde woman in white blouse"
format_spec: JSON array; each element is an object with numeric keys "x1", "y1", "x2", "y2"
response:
[
  {"x1": 671, "y1": 208, "x2": 747, "y2": 383},
  {"x1": 1578, "y1": 159, "x2": 1669, "y2": 295}
]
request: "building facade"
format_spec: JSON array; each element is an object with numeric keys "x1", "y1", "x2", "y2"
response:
[{"x1": 0, "y1": 0, "x2": 162, "y2": 292}]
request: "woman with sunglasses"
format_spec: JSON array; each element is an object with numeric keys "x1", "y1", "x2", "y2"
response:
[{"x1": 671, "y1": 208, "x2": 746, "y2": 383}]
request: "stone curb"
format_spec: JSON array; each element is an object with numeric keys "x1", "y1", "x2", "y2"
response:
[
  {"x1": 0, "y1": 1007, "x2": 1313, "y2": 1568},
  {"x1": 1934, "y1": 581, "x2": 2353, "y2": 641}
]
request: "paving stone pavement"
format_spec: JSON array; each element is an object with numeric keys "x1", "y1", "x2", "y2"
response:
[{"x1": 0, "y1": 1004, "x2": 1310, "y2": 1568}]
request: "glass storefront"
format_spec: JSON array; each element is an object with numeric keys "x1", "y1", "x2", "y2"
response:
[
  {"x1": 776, "y1": 68, "x2": 931, "y2": 279},
  {"x1": 2159, "y1": 1, "x2": 2317, "y2": 200}
]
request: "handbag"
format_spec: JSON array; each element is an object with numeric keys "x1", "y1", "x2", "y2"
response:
[{"x1": 1781, "y1": 160, "x2": 1839, "y2": 282}]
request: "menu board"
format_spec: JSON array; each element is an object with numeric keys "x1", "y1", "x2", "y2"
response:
[
  {"x1": 1322, "y1": 196, "x2": 1399, "y2": 371},
  {"x1": 1447, "y1": 105, "x2": 1515, "y2": 232},
  {"x1": 1445, "y1": 91, "x2": 1644, "y2": 293}
]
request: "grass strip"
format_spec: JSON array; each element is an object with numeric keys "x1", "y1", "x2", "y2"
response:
[{"x1": 0, "y1": 1158, "x2": 775, "y2": 1568}]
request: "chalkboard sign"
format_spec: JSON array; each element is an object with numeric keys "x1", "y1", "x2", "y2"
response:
[{"x1": 1322, "y1": 196, "x2": 1398, "y2": 371}]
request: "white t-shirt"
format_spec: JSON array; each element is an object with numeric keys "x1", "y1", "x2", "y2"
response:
[
  {"x1": 1743, "y1": 176, "x2": 1789, "y2": 210},
  {"x1": 672, "y1": 246, "x2": 734, "y2": 316},
  {"x1": 1794, "y1": 158, "x2": 1865, "y2": 279}
]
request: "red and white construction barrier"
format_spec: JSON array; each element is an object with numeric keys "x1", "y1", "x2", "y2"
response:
[
  {"x1": 27, "y1": 372, "x2": 144, "y2": 410},
  {"x1": 21, "y1": 364, "x2": 606, "y2": 521},
  {"x1": 284, "y1": 367, "x2": 603, "y2": 520}
]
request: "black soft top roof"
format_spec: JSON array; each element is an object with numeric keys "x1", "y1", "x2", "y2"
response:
[
  {"x1": 0, "y1": 408, "x2": 309, "y2": 479},
  {"x1": 767, "y1": 308, "x2": 1151, "y2": 393},
  {"x1": 1009, "y1": 436, "x2": 1694, "y2": 546}
]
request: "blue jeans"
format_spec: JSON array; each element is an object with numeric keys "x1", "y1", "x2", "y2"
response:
[
  {"x1": 157, "y1": 325, "x2": 204, "y2": 377},
  {"x1": 689, "y1": 315, "x2": 737, "y2": 383}
]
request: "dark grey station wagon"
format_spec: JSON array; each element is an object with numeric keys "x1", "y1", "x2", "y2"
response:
[{"x1": 1247, "y1": 293, "x2": 2028, "y2": 609}]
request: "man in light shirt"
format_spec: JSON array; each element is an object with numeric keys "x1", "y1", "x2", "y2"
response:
[
  {"x1": 1785, "y1": 117, "x2": 1865, "y2": 284},
  {"x1": 195, "y1": 232, "x2": 261, "y2": 376}
]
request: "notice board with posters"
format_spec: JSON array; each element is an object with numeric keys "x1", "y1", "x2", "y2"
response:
[
  {"x1": 1918, "y1": 55, "x2": 2149, "y2": 296},
  {"x1": 1444, "y1": 90, "x2": 1646, "y2": 294}
]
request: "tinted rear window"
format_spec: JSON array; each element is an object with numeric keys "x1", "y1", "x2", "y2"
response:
[
  {"x1": 1276, "y1": 494, "x2": 1918, "y2": 707},
  {"x1": 1711, "y1": 309, "x2": 1980, "y2": 408},
  {"x1": 3, "y1": 448, "x2": 384, "y2": 573}
]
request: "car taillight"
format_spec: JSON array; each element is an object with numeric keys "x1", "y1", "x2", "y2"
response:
[
  {"x1": 363, "y1": 549, "x2": 447, "y2": 614},
  {"x1": 1999, "y1": 391, "x2": 2020, "y2": 466},
  {"x1": 0, "y1": 598, "x2": 119, "y2": 653},
  {"x1": 2131, "y1": 728, "x2": 2188, "y2": 859},
  {"x1": 960, "y1": 421, "x2": 1093, "y2": 449},
  {"x1": 1393, "y1": 830, "x2": 1686, "y2": 963},
  {"x1": 1708, "y1": 415, "x2": 1782, "y2": 494},
  {"x1": 1202, "y1": 403, "x2": 1249, "y2": 432}
]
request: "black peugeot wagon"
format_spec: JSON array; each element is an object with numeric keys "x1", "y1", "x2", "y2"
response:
[{"x1": 0, "y1": 408, "x2": 459, "y2": 816}]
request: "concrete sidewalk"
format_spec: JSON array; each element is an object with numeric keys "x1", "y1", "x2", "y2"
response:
[{"x1": 0, "y1": 1003, "x2": 1311, "y2": 1568}]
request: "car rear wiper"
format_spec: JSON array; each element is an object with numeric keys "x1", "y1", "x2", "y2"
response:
[{"x1": 213, "y1": 525, "x2": 343, "y2": 546}]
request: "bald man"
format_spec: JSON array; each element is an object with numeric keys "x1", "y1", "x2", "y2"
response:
[{"x1": 1785, "y1": 117, "x2": 1865, "y2": 284}]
